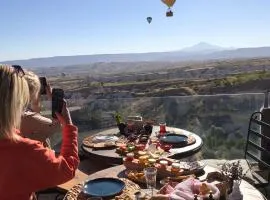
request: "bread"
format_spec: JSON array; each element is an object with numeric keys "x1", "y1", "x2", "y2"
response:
[{"x1": 199, "y1": 183, "x2": 210, "y2": 195}]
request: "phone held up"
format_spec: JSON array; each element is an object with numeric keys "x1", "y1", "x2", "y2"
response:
[
  {"x1": 52, "y1": 88, "x2": 64, "y2": 119},
  {"x1": 39, "y1": 77, "x2": 48, "y2": 95}
]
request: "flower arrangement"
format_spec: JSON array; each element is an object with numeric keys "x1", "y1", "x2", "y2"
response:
[
  {"x1": 221, "y1": 160, "x2": 244, "y2": 184},
  {"x1": 220, "y1": 160, "x2": 246, "y2": 194}
]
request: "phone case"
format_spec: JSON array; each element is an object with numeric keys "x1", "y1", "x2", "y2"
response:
[
  {"x1": 52, "y1": 88, "x2": 64, "y2": 118},
  {"x1": 39, "y1": 77, "x2": 47, "y2": 95}
]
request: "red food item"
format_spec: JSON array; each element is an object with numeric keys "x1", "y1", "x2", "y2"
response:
[
  {"x1": 155, "y1": 163, "x2": 162, "y2": 169},
  {"x1": 160, "y1": 143, "x2": 172, "y2": 152},
  {"x1": 155, "y1": 141, "x2": 161, "y2": 149},
  {"x1": 120, "y1": 145, "x2": 127, "y2": 151},
  {"x1": 126, "y1": 153, "x2": 134, "y2": 162},
  {"x1": 126, "y1": 156, "x2": 134, "y2": 162},
  {"x1": 159, "y1": 184, "x2": 175, "y2": 195}
]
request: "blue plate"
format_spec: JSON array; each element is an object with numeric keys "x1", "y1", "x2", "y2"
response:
[{"x1": 83, "y1": 178, "x2": 125, "y2": 198}]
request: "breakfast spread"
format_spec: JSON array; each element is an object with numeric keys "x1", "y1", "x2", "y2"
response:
[{"x1": 78, "y1": 116, "x2": 242, "y2": 200}]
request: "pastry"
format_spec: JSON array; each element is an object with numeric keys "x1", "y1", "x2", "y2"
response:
[
  {"x1": 199, "y1": 183, "x2": 210, "y2": 195},
  {"x1": 126, "y1": 171, "x2": 146, "y2": 183}
]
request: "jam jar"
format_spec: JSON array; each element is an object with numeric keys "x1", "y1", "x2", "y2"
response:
[{"x1": 126, "y1": 153, "x2": 134, "y2": 162}]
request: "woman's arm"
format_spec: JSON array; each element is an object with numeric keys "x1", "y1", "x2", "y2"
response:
[
  {"x1": 21, "y1": 112, "x2": 60, "y2": 143},
  {"x1": 23, "y1": 124, "x2": 79, "y2": 192},
  {"x1": 24, "y1": 100, "x2": 79, "y2": 192}
]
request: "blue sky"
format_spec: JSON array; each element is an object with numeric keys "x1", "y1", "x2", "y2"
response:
[{"x1": 1, "y1": 0, "x2": 270, "y2": 61}]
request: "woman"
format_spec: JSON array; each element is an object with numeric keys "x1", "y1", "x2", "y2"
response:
[
  {"x1": 0, "y1": 65, "x2": 79, "y2": 200},
  {"x1": 21, "y1": 71, "x2": 60, "y2": 147}
]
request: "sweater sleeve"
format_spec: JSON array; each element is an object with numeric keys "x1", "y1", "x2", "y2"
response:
[
  {"x1": 21, "y1": 112, "x2": 61, "y2": 143},
  {"x1": 23, "y1": 124, "x2": 79, "y2": 192}
]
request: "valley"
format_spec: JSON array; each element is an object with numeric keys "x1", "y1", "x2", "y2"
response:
[{"x1": 34, "y1": 57, "x2": 270, "y2": 160}]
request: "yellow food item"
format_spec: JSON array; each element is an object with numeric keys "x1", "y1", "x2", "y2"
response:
[
  {"x1": 148, "y1": 158, "x2": 156, "y2": 164},
  {"x1": 199, "y1": 183, "x2": 210, "y2": 195},
  {"x1": 160, "y1": 160, "x2": 168, "y2": 167},
  {"x1": 140, "y1": 155, "x2": 149, "y2": 160},
  {"x1": 139, "y1": 155, "x2": 150, "y2": 166},
  {"x1": 151, "y1": 153, "x2": 160, "y2": 160},
  {"x1": 138, "y1": 151, "x2": 147, "y2": 156},
  {"x1": 148, "y1": 159, "x2": 156, "y2": 167},
  {"x1": 127, "y1": 171, "x2": 145, "y2": 183},
  {"x1": 155, "y1": 149, "x2": 164, "y2": 155}
]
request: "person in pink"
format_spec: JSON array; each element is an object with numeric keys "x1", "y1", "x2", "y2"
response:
[
  {"x1": 21, "y1": 71, "x2": 60, "y2": 147},
  {"x1": 0, "y1": 64, "x2": 79, "y2": 200}
]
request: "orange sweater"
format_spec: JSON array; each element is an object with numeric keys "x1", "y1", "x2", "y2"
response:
[{"x1": 0, "y1": 124, "x2": 79, "y2": 200}]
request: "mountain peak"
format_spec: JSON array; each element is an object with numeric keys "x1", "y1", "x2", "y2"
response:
[{"x1": 181, "y1": 42, "x2": 224, "y2": 52}]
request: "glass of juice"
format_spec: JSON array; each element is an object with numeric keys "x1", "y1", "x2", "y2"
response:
[{"x1": 159, "y1": 122, "x2": 167, "y2": 136}]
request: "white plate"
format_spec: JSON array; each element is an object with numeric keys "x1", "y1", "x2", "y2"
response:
[{"x1": 92, "y1": 135, "x2": 119, "y2": 143}]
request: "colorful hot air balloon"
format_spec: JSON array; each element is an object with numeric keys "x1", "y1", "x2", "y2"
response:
[
  {"x1": 147, "y1": 17, "x2": 152, "y2": 24},
  {"x1": 161, "y1": 0, "x2": 176, "y2": 8},
  {"x1": 161, "y1": 0, "x2": 176, "y2": 17}
]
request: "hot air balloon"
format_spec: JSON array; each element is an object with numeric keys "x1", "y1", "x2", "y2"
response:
[
  {"x1": 161, "y1": 0, "x2": 176, "y2": 7},
  {"x1": 147, "y1": 17, "x2": 152, "y2": 24},
  {"x1": 161, "y1": 0, "x2": 176, "y2": 17}
]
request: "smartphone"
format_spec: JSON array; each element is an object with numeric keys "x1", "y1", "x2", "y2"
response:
[
  {"x1": 39, "y1": 77, "x2": 47, "y2": 95},
  {"x1": 52, "y1": 88, "x2": 64, "y2": 119}
]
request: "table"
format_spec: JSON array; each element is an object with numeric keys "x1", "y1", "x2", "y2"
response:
[
  {"x1": 64, "y1": 164, "x2": 267, "y2": 200},
  {"x1": 81, "y1": 126, "x2": 203, "y2": 165},
  {"x1": 57, "y1": 170, "x2": 88, "y2": 192}
]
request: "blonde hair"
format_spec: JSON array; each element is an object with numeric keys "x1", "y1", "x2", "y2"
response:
[
  {"x1": 24, "y1": 71, "x2": 41, "y2": 101},
  {"x1": 0, "y1": 65, "x2": 29, "y2": 140}
]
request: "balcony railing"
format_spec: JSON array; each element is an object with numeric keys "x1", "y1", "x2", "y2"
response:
[{"x1": 44, "y1": 93, "x2": 265, "y2": 160}]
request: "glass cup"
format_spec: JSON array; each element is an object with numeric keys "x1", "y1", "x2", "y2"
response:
[
  {"x1": 143, "y1": 167, "x2": 157, "y2": 197},
  {"x1": 159, "y1": 122, "x2": 167, "y2": 136},
  {"x1": 160, "y1": 143, "x2": 172, "y2": 152}
]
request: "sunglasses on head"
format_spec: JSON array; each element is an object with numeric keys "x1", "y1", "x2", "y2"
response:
[{"x1": 11, "y1": 65, "x2": 25, "y2": 77}]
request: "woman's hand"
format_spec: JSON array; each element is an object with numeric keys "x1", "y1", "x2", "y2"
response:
[{"x1": 55, "y1": 100, "x2": 73, "y2": 126}]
